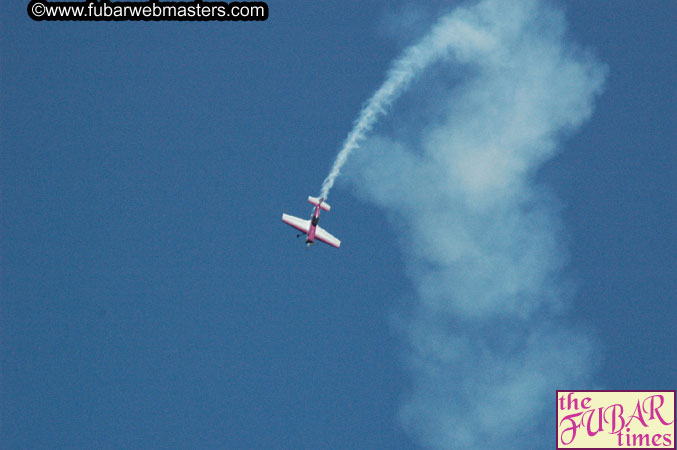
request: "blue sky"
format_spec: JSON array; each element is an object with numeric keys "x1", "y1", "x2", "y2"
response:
[{"x1": 2, "y1": 1, "x2": 675, "y2": 449}]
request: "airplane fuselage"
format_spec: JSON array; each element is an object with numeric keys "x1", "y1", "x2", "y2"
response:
[{"x1": 306, "y1": 206, "x2": 321, "y2": 245}]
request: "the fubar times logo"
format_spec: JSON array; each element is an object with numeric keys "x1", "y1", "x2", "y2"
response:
[{"x1": 557, "y1": 390, "x2": 675, "y2": 449}]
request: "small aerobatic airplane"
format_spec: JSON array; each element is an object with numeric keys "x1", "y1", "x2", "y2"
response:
[{"x1": 282, "y1": 196, "x2": 341, "y2": 248}]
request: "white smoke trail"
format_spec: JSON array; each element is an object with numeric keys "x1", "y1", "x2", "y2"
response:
[
  {"x1": 319, "y1": 9, "x2": 494, "y2": 199},
  {"x1": 342, "y1": 0, "x2": 606, "y2": 448}
]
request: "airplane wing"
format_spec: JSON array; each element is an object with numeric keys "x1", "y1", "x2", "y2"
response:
[
  {"x1": 282, "y1": 214, "x2": 310, "y2": 234},
  {"x1": 314, "y1": 225, "x2": 341, "y2": 248}
]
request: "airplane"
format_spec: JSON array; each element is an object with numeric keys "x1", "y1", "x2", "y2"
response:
[{"x1": 282, "y1": 196, "x2": 341, "y2": 248}]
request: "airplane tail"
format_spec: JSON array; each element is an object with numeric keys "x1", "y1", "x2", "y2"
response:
[{"x1": 308, "y1": 196, "x2": 331, "y2": 212}]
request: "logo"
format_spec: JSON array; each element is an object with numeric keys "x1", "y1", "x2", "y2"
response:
[{"x1": 557, "y1": 390, "x2": 675, "y2": 449}]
